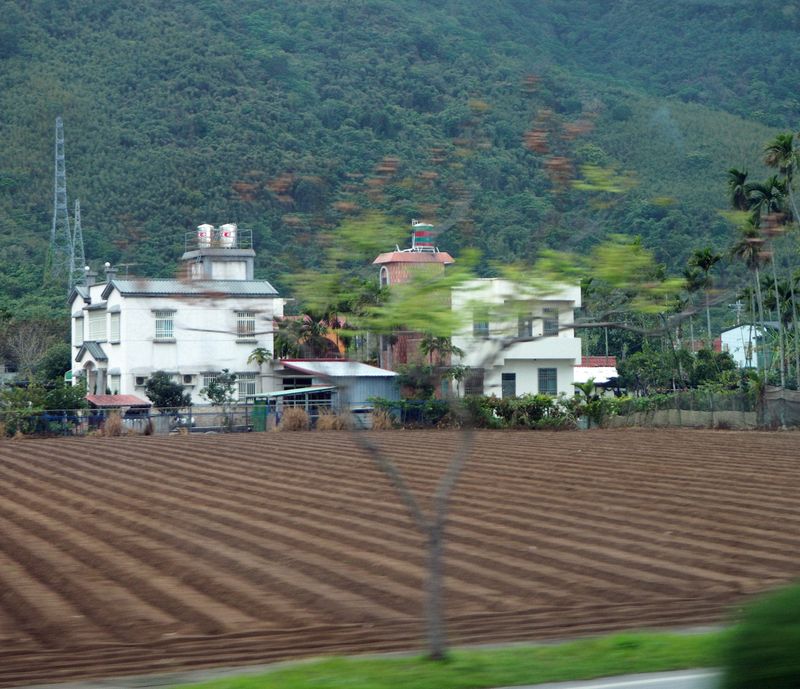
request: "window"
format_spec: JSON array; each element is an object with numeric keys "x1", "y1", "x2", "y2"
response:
[
  {"x1": 109, "y1": 312, "x2": 120, "y2": 342},
  {"x1": 501, "y1": 372, "x2": 516, "y2": 399},
  {"x1": 473, "y1": 320, "x2": 489, "y2": 338},
  {"x1": 154, "y1": 310, "x2": 174, "y2": 340},
  {"x1": 74, "y1": 317, "x2": 84, "y2": 346},
  {"x1": 379, "y1": 266, "x2": 390, "y2": 288},
  {"x1": 518, "y1": 314, "x2": 533, "y2": 338},
  {"x1": 542, "y1": 308, "x2": 559, "y2": 336},
  {"x1": 237, "y1": 372, "x2": 257, "y2": 399},
  {"x1": 464, "y1": 369, "x2": 484, "y2": 396},
  {"x1": 538, "y1": 367, "x2": 557, "y2": 395},
  {"x1": 109, "y1": 375, "x2": 120, "y2": 395},
  {"x1": 283, "y1": 376, "x2": 312, "y2": 390},
  {"x1": 88, "y1": 310, "x2": 106, "y2": 341},
  {"x1": 202, "y1": 372, "x2": 217, "y2": 389},
  {"x1": 236, "y1": 311, "x2": 256, "y2": 338}
]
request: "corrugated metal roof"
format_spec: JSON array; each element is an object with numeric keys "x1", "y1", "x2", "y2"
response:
[
  {"x1": 280, "y1": 360, "x2": 398, "y2": 378},
  {"x1": 102, "y1": 279, "x2": 279, "y2": 299},
  {"x1": 249, "y1": 385, "x2": 337, "y2": 398}
]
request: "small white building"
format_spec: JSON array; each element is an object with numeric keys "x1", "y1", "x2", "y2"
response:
[
  {"x1": 452, "y1": 278, "x2": 582, "y2": 397},
  {"x1": 68, "y1": 225, "x2": 284, "y2": 404},
  {"x1": 720, "y1": 323, "x2": 776, "y2": 369}
]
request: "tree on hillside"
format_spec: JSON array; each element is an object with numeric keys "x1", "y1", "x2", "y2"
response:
[
  {"x1": 764, "y1": 133, "x2": 799, "y2": 221},
  {"x1": 727, "y1": 168, "x2": 750, "y2": 212}
]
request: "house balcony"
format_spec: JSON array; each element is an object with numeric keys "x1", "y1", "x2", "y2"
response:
[
  {"x1": 456, "y1": 333, "x2": 581, "y2": 368},
  {"x1": 501, "y1": 335, "x2": 581, "y2": 363}
]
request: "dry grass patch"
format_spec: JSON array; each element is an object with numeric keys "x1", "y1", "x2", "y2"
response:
[{"x1": 277, "y1": 407, "x2": 310, "y2": 431}]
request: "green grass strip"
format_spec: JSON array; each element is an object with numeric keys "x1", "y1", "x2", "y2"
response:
[{"x1": 172, "y1": 630, "x2": 725, "y2": 689}]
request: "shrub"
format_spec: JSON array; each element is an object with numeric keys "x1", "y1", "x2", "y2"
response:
[
  {"x1": 316, "y1": 410, "x2": 353, "y2": 430},
  {"x1": 103, "y1": 411, "x2": 123, "y2": 437},
  {"x1": 720, "y1": 582, "x2": 800, "y2": 689},
  {"x1": 277, "y1": 406, "x2": 310, "y2": 431}
]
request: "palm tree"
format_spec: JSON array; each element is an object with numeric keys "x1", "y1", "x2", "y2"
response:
[
  {"x1": 745, "y1": 175, "x2": 787, "y2": 222},
  {"x1": 688, "y1": 247, "x2": 721, "y2": 343},
  {"x1": 731, "y1": 222, "x2": 768, "y2": 382},
  {"x1": 727, "y1": 168, "x2": 750, "y2": 211},
  {"x1": 247, "y1": 346, "x2": 272, "y2": 370},
  {"x1": 764, "y1": 133, "x2": 800, "y2": 222},
  {"x1": 683, "y1": 266, "x2": 705, "y2": 351}
]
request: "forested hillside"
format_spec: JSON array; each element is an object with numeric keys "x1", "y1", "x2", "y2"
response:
[{"x1": 0, "y1": 0, "x2": 792, "y2": 322}]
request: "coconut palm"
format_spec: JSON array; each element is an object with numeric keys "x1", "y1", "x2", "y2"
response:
[{"x1": 688, "y1": 247, "x2": 721, "y2": 343}]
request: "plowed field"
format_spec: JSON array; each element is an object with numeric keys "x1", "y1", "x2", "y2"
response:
[{"x1": 0, "y1": 429, "x2": 798, "y2": 686}]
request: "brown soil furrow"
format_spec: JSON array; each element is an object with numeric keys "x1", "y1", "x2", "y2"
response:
[
  {"x1": 131, "y1": 444, "x2": 800, "y2": 573},
  {"x1": 0, "y1": 513, "x2": 166, "y2": 644},
  {"x1": 1, "y1": 460, "x2": 424, "y2": 621},
  {"x1": 0, "y1": 429, "x2": 796, "y2": 686},
  {"x1": 52, "y1": 449, "x2": 639, "y2": 605},
  {"x1": 0, "y1": 464, "x2": 399, "y2": 626},
  {"x1": 54, "y1": 447, "x2": 679, "y2": 605},
  {"x1": 10, "y1": 439, "x2": 787, "y2": 602},
  {"x1": 0, "y1": 478, "x2": 281, "y2": 633},
  {"x1": 0, "y1": 599, "x2": 729, "y2": 687},
  {"x1": 155, "y1": 436, "x2": 793, "y2": 544},
  {"x1": 0, "y1": 550, "x2": 82, "y2": 649},
  {"x1": 22, "y1": 452, "x2": 565, "y2": 610}
]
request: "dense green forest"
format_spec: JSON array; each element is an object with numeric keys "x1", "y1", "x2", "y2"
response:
[{"x1": 0, "y1": 0, "x2": 793, "y2": 329}]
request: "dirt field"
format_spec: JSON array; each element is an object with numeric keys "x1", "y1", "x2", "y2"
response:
[{"x1": 0, "y1": 429, "x2": 798, "y2": 686}]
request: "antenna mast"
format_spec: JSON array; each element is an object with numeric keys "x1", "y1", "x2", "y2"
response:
[
  {"x1": 71, "y1": 199, "x2": 86, "y2": 285},
  {"x1": 49, "y1": 116, "x2": 74, "y2": 287}
]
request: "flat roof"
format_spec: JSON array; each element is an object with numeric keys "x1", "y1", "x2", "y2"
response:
[{"x1": 279, "y1": 360, "x2": 398, "y2": 378}]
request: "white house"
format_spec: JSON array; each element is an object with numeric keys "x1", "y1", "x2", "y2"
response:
[
  {"x1": 452, "y1": 278, "x2": 582, "y2": 397},
  {"x1": 68, "y1": 225, "x2": 284, "y2": 404}
]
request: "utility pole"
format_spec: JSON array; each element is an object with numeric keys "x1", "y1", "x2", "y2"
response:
[
  {"x1": 71, "y1": 199, "x2": 86, "y2": 286},
  {"x1": 48, "y1": 116, "x2": 74, "y2": 288}
]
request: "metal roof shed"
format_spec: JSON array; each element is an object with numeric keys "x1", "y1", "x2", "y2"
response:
[{"x1": 277, "y1": 360, "x2": 399, "y2": 408}]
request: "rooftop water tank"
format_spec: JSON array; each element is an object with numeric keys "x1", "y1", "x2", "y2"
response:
[
  {"x1": 220, "y1": 223, "x2": 237, "y2": 248},
  {"x1": 197, "y1": 223, "x2": 214, "y2": 248}
]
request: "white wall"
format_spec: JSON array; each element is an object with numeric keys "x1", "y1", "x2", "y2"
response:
[
  {"x1": 483, "y1": 359, "x2": 577, "y2": 397},
  {"x1": 720, "y1": 326, "x2": 759, "y2": 368},
  {"x1": 71, "y1": 284, "x2": 283, "y2": 404},
  {"x1": 451, "y1": 278, "x2": 581, "y2": 396}
]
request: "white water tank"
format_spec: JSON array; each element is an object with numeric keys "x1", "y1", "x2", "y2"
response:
[
  {"x1": 220, "y1": 223, "x2": 237, "y2": 248},
  {"x1": 197, "y1": 223, "x2": 214, "y2": 248}
]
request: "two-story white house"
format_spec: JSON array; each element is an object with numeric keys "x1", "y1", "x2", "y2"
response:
[
  {"x1": 68, "y1": 225, "x2": 284, "y2": 404},
  {"x1": 452, "y1": 278, "x2": 582, "y2": 397}
]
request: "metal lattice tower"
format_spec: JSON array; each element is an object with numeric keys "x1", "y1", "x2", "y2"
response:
[
  {"x1": 49, "y1": 116, "x2": 74, "y2": 286},
  {"x1": 71, "y1": 199, "x2": 86, "y2": 285}
]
